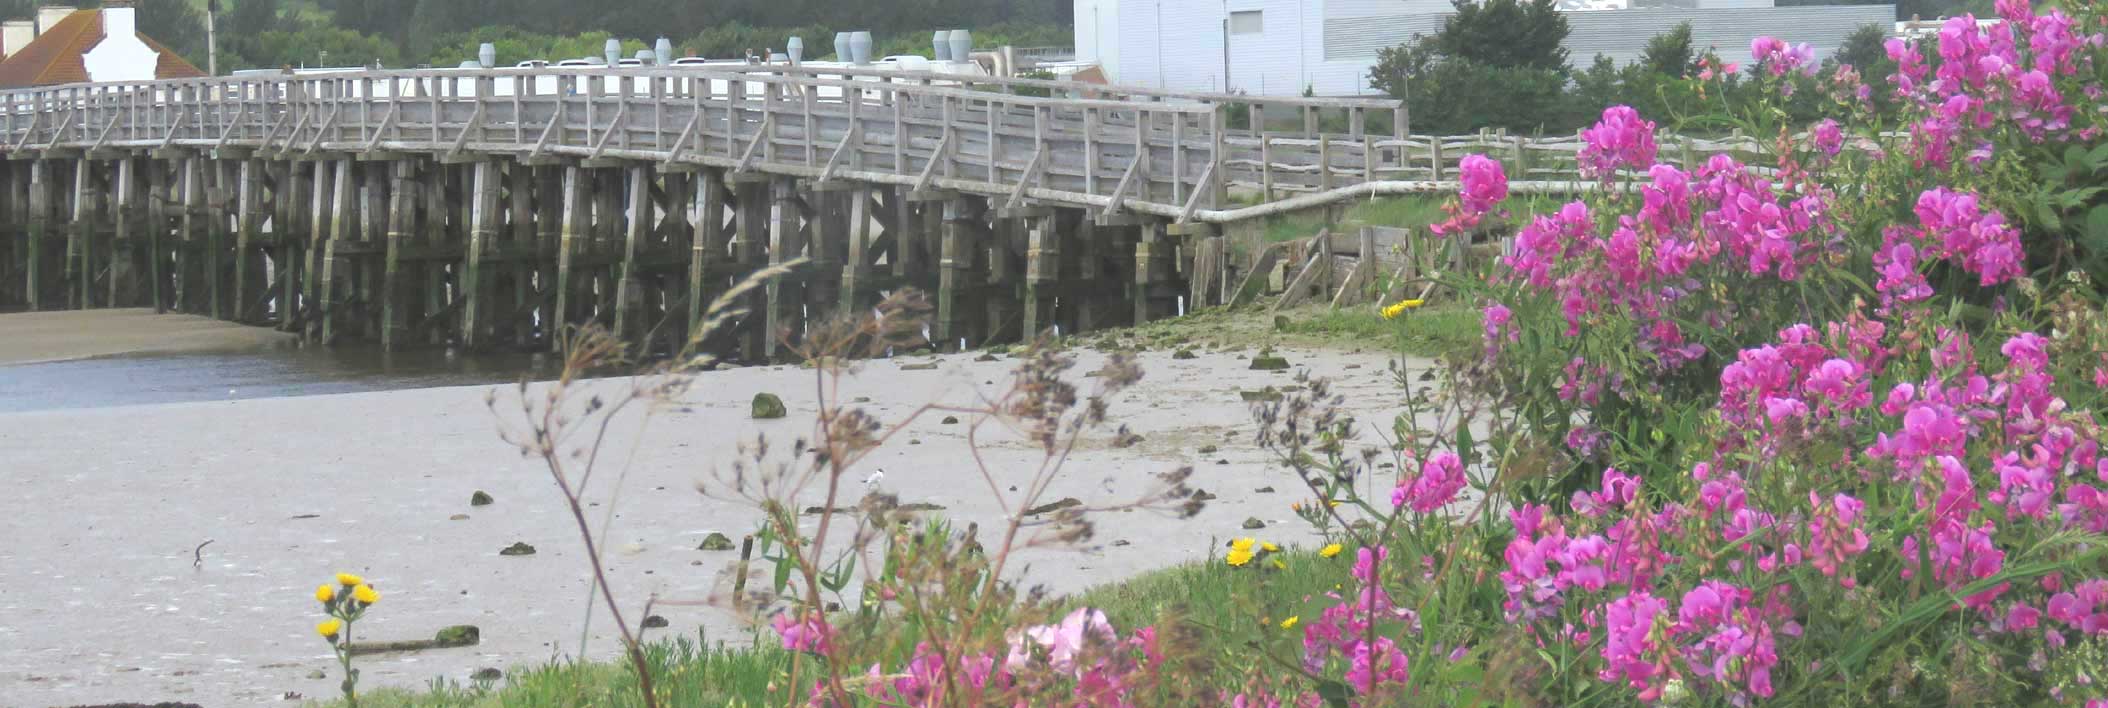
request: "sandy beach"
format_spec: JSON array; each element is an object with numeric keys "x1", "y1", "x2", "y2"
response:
[
  {"x1": 0, "y1": 341, "x2": 1437, "y2": 706},
  {"x1": 0, "y1": 309, "x2": 295, "y2": 366}
]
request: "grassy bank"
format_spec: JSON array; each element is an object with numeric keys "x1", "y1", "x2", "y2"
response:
[
  {"x1": 322, "y1": 550, "x2": 1342, "y2": 707},
  {"x1": 1073, "y1": 301, "x2": 1482, "y2": 363}
]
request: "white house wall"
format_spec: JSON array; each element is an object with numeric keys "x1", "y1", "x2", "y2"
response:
[
  {"x1": 1073, "y1": 0, "x2": 1122, "y2": 85},
  {"x1": 1112, "y1": 0, "x2": 1228, "y2": 91}
]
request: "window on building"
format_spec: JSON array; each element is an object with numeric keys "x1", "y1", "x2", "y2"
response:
[{"x1": 1229, "y1": 10, "x2": 1263, "y2": 35}]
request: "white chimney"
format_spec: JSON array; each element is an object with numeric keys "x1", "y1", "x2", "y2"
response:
[
  {"x1": 100, "y1": 1, "x2": 134, "y2": 39},
  {"x1": 82, "y1": 1, "x2": 156, "y2": 83},
  {"x1": 35, "y1": 5, "x2": 74, "y2": 37},
  {"x1": 1, "y1": 20, "x2": 35, "y2": 58}
]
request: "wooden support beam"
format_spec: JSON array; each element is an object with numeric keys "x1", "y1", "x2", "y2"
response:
[
  {"x1": 381, "y1": 161, "x2": 415, "y2": 350},
  {"x1": 318, "y1": 159, "x2": 352, "y2": 343},
  {"x1": 764, "y1": 178, "x2": 804, "y2": 360},
  {"x1": 839, "y1": 184, "x2": 872, "y2": 313},
  {"x1": 234, "y1": 159, "x2": 264, "y2": 322},
  {"x1": 461, "y1": 160, "x2": 501, "y2": 348},
  {"x1": 553, "y1": 165, "x2": 587, "y2": 352},
  {"x1": 613, "y1": 164, "x2": 651, "y2": 343},
  {"x1": 1023, "y1": 212, "x2": 1059, "y2": 337},
  {"x1": 26, "y1": 159, "x2": 48, "y2": 310},
  {"x1": 686, "y1": 168, "x2": 724, "y2": 344}
]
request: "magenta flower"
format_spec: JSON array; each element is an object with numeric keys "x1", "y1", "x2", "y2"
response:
[
  {"x1": 1578, "y1": 106, "x2": 1658, "y2": 180},
  {"x1": 1811, "y1": 119, "x2": 1844, "y2": 158}
]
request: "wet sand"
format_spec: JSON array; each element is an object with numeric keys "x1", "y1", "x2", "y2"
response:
[
  {"x1": 0, "y1": 309, "x2": 295, "y2": 366},
  {"x1": 0, "y1": 346, "x2": 1437, "y2": 706}
]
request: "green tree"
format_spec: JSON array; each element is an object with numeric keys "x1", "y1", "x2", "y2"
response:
[
  {"x1": 225, "y1": 0, "x2": 280, "y2": 37},
  {"x1": 1427, "y1": 0, "x2": 1570, "y2": 71},
  {"x1": 1639, "y1": 22, "x2": 1694, "y2": 77}
]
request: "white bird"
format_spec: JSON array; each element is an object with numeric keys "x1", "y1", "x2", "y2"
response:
[{"x1": 863, "y1": 468, "x2": 886, "y2": 487}]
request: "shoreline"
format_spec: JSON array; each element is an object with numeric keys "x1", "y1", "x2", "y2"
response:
[{"x1": 0, "y1": 309, "x2": 297, "y2": 367}]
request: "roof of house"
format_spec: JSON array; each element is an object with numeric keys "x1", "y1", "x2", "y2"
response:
[{"x1": 0, "y1": 9, "x2": 204, "y2": 89}]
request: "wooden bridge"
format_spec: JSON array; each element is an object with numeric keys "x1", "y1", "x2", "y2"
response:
[{"x1": 0, "y1": 64, "x2": 1751, "y2": 358}]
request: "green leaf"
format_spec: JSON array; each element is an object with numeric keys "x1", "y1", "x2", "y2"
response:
[
  {"x1": 772, "y1": 556, "x2": 793, "y2": 593},
  {"x1": 1315, "y1": 679, "x2": 1354, "y2": 708},
  {"x1": 2085, "y1": 142, "x2": 2108, "y2": 171},
  {"x1": 1455, "y1": 423, "x2": 1476, "y2": 471},
  {"x1": 2086, "y1": 206, "x2": 2108, "y2": 253}
]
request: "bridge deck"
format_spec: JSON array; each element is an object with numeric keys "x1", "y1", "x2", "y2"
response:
[{"x1": 0, "y1": 67, "x2": 1784, "y2": 358}]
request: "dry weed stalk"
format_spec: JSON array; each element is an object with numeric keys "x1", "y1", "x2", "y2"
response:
[
  {"x1": 701, "y1": 302, "x2": 1204, "y2": 705},
  {"x1": 486, "y1": 262, "x2": 797, "y2": 708}
]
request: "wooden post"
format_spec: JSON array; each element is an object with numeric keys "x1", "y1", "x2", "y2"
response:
[
  {"x1": 535, "y1": 166, "x2": 562, "y2": 347},
  {"x1": 207, "y1": 160, "x2": 233, "y2": 319},
  {"x1": 318, "y1": 159, "x2": 353, "y2": 343},
  {"x1": 614, "y1": 164, "x2": 651, "y2": 343},
  {"x1": 462, "y1": 159, "x2": 500, "y2": 349},
  {"x1": 180, "y1": 157, "x2": 206, "y2": 314},
  {"x1": 1133, "y1": 220, "x2": 1163, "y2": 325},
  {"x1": 732, "y1": 178, "x2": 768, "y2": 361},
  {"x1": 109, "y1": 158, "x2": 136, "y2": 308},
  {"x1": 686, "y1": 169, "x2": 725, "y2": 341},
  {"x1": 935, "y1": 199, "x2": 970, "y2": 348},
  {"x1": 380, "y1": 161, "x2": 415, "y2": 351},
  {"x1": 839, "y1": 184, "x2": 873, "y2": 314},
  {"x1": 304, "y1": 159, "x2": 333, "y2": 336},
  {"x1": 27, "y1": 159, "x2": 49, "y2": 311},
  {"x1": 554, "y1": 165, "x2": 588, "y2": 352},
  {"x1": 234, "y1": 160, "x2": 264, "y2": 322},
  {"x1": 764, "y1": 178, "x2": 804, "y2": 360},
  {"x1": 1023, "y1": 212, "x2": 1058, "y2": 337},
  {"x1": 278, "y1": 160, "x2": 309, "y2": 330},
  {"x1": 507, "y1": 163, "x2": 537, "y2": 348},
  {"x1": 69, "y1": 158, "x2": 94, "y2": 309}
]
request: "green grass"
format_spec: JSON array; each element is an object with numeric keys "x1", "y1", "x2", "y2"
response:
[
  {"x1": 320, "y1": 633, "x2": 789, "y2": 707},
  {"x1": 316, "y1": 550, "x2": 1346, "y2": 707},
  {"x1": 1276, "y1": 302, "x2": 1482, "y2": 362}
]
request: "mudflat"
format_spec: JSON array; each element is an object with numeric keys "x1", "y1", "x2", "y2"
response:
[
  {"x1": 0, "y1": 345, "x2": 1437, "y2": 705},
  {"x1": 0, "y1": 309, "x2": 294, "y2": 366}
]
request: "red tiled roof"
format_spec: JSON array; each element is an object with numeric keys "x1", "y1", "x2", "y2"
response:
[{"x1": 0, "y1": 10, "x2": 204, "y2": 89}]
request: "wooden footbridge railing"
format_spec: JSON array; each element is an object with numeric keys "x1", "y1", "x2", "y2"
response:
[{"x1": 0, "y1": 65, "x2": 1773, "y2": 359}]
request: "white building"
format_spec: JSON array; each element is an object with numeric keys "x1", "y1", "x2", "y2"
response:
[{"x1": 1073, "y1": 0, "x2": 1896, "y2": 96}]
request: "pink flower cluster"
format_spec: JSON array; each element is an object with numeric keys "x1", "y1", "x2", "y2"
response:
[
  {"x1": 1297, "y1": 547, "x2": 1416, "y2": 698},
  {"x1": 1909, "y1": 187, "x2": 2025, "y2": 288},
  {"x1": 1432, "y1": 154, "x2": 1508, "y2": 237},
  {"x1": 1578, "y1": 106, "x2": 1658, "y2": 181},
  {"x1": 850, "y1": 607, "x2": 1167, "y2": 707},
  {"x1": 1391, "y1": 451, "x2": 1467, "y2": 514},
  {"x1": 1750, "y1": 36, "x2": 1816, "y2": 77},
  {"x1": 1486, "y1": 312, "x2": 2108, "y2": 702},
  {"x1": 1885, "y1": 9, "x2": 2103, "y2": 165},
  {"x1": 1496, "y1": 112, "x2": 1840, "y2": 372}
]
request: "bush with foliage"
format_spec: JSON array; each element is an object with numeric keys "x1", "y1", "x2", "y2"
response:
[{"x1": 768, "y1": 3, "x2": 2108, "y2": 705}]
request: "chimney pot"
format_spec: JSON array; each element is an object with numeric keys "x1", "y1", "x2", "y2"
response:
[{"x1": 35, "y1": 5, "x2": 75, "y2": 37}]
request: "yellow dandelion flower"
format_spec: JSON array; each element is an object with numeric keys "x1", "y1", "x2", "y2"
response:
[
  {"x1": 317, "y1": 618, "x2": 343, "y2": 639},
  {"x1": 352, "y1": 584, "x2": 380, "y2": 604},
  {"x1": 336, "y1": 572, "x2": 364, "y2": 587},
  {"x1": 1280, "y1": 616, "x2": 1299, "y2": 630},
  {"x1": 1327, "y1": 500, "x2": 1343, "y2": 509},
  {"x1": 1381, "y1": 299, "x2": 1427, "y2": 320},
  {"x1": 1261, "y1": 541, "x2": 1280, "y2": 553},
  {"x1": 1290, "y1": 501, "x2": 1303, "y2": 512},
  {"x1": 1225, "y1": 547, "x2": 1255, "y2": 567},
  {"x1": 1270, "y1": 557, "x2": 1288, "y2": 570},
  {"x1": 1230, "y1": 537, "x2": 1257, "y2": 552},
  {"x1": 315, "y1": 584, "x2": 336, "y2": 603},
  {"x1": 1320, "y1": 543, "x2": 1343, "y2": 558}
]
